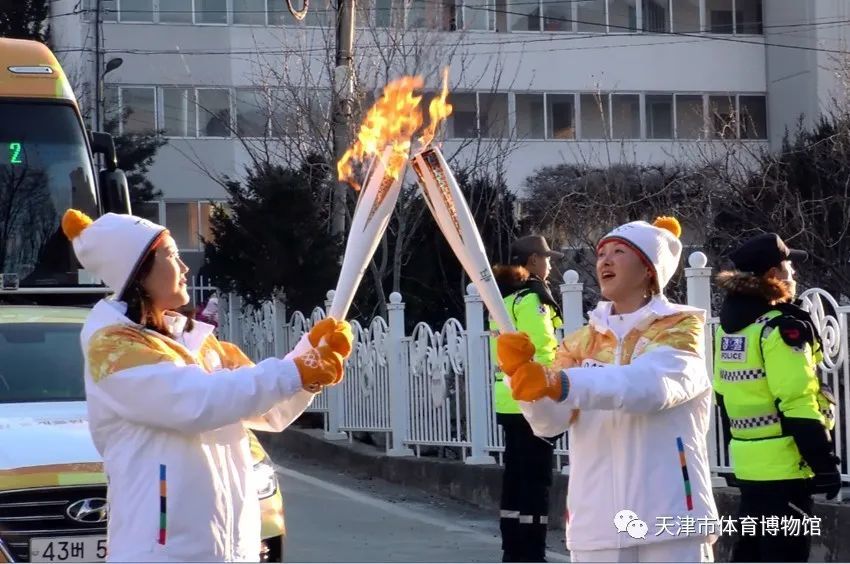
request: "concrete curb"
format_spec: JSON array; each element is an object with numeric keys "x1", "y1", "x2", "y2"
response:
[{"x1": 257, "y1": 427, "x2": 850, "y2": 562}]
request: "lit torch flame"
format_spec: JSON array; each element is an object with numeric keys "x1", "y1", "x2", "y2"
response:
[
  {"x1": 337, "y1": 76, "x2": 425, "y2": 191},
  {"x1": 418, "y1": 68, "x2": 453, "y2": 149}
]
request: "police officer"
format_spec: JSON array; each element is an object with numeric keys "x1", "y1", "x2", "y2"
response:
[
  {"x1": 714, "y1": 233, "x2": 841, "y2": 563},
  {"x1": 490, "y1": 235, "x2": 564, "y2": 563}
]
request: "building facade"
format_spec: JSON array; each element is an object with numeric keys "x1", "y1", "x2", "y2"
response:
[{"x1": 49, "y1": 0, "x2": 849, "y2": 266}]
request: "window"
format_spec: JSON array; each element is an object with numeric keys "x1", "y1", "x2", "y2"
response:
[
  {"x1": 580, "y1": 93, "x2": 609, "y2": 139},
  {"x1": 642, "y1": 0, "x2": 669, "y2": 32},
  {"x1": 101, "y1": 0, "x2": 118, "y2": 21},
  {"x1": 673, "y1": 0, "x2": 700, "y2": 32},
  {"x1": 736, "y1": 0, "x2": 762, "y2": 34},
  {"x1": 646, "y1": 94, "x2": 673, "y2": 139},
  {"x1": 462, "y1": 0, "x2": 492, "y2": 30},
  {"x1": 306, "y1": 90, "x2": 332, "y2": 138},
  {"x1": 103, "y1": 85, "x2": 120, "y2": 133},
  {"x1": 705, "y1": 0, "x2": 733, "y2": 33},
  {"x1": 608, "y1": 0, "x2": 637, "y2": 31},
  {"x1": 121, "y1": 87, "x2": 157, "y2": 134},
  {"x1": 134, "y1": 202, "x2": 161, "y2": 224},
  {"x1": 233, "y1": 0, "x2": 266, "y2": 24},
  {"x1": 120, "y1": 0, "x2": 154, "y2": 21},
  {"x1": 195, "y1": 0, "x2": 227, "y2": 23},
  {"x1": 165, "y1": 201, "x2": 217, "y2": 251},
  {"x1": 407, "y1": 0, "x2": 452, "y2": 30},
  {"x1": 709, "y1": 95, "x2": 737, "y2": 138},
  {"x1": 675, "y1": 94, "x2": 704, "y2": 138},
  {"x1": 159, "y1": 0, "x2": 193, "y2": 22},
  {"x1": 197, "y1": 89, "x2": 231, "y2": 137},
  {"x1": 374, "y1": 0, "x2": 394, "y2": 27},
  {"x1": 478, "y1": 93, "x2": 509, "y2": 138},
  {"x1": 268, "y1": 0, "x2": 289, "y2": 24},
  {"x1": 576, "y1": 0, "x2": 605, "y2": 32},
  {"x1": 448, "y1": 93, "x2": 477, "y2": 138},
  {"x1": 510, "y1": 0, "x2": 541, "y2": 31},
  {"x1": 235, "y1": 89, "x2": 268, "y2": 137},
  {"x1": 515, "y1": 94, "x2": 545, "y2": 139},
  {"x1": 166, "y1": 202, "x2": 200, "y2": 250},
  {"x1": 162, "y1": 87, "x2": 197, "y2": 137},
  {"x1": 546, "y1": 94, "x2": 575, "y2": 139},
  {"x1": 270, "y1": 91, "x2": 299, "y2": 138},
  {"x1": 303, "y1": 0, "x2": 332, "y2": 27},
  {"x1": 611, "y1": 94, "x2": 640, "y2": 138},
  {"x1": 542, "y1": 0, "x2": 571, "y2": 32},
  {"x1": 739, "y1": 95, "x2": 766, "y2": 139}
]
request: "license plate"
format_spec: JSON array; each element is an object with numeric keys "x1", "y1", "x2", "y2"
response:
[{"x1": 29, "y1": 536, "x2": 106, "y2": 562}]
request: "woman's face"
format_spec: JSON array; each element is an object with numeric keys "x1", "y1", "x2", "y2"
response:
[
  {"x1": 596, "y1": 240, "x2": 654, "y2": 304},
  {"x1": 142, "y1": 235, "x2": 190, "y2": 311}
]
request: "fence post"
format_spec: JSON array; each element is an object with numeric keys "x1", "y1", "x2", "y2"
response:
[
  {"x1": 229, "y1": 293, "x2": 243, "y2": 349},
  {"x1": 387, "y1": 292, "x2": 412, "y2": 456},
  {"x1": 685, "y1": 251, "x2": 726, "y2": 486},
  {"x1": 272, "y1": 292, "x2": 287, "y2": 358},
  {"x1": 560, "y1": 270, "x2": 585, "y2": 334},
  {"x1": 464, "y1": 284, "x2": 496, "y2": 465},
  {"x1": 323, "y1": 289, "x2": 348, "y2": 441}
]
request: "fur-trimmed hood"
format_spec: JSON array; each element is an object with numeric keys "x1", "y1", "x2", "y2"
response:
[
  {"x1": 716, "y1": 270, "x2": 793, "y2": 333},
  {"x1": 716, "y1": 271, "x2": 792, "y2": 303},
  {"x1": 493, "y1": 265, "x2": 530, "y2": 297}
]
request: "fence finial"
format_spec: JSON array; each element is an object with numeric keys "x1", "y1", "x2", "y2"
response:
[{"x1": 688, "y1": 251, "x2": 708, "y2": 269}]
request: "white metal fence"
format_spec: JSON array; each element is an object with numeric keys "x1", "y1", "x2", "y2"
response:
[{"x1": 216, "y1": 253, "x2": 849, "y2": 487}]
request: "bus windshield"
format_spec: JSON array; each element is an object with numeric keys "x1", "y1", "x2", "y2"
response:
[{"x1": 0, "y1": 101, "x2": 98, "y2": 287}]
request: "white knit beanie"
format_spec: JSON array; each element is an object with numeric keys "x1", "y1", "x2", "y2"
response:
[
  {"x1": 62, "y1": 209, "x2": 166, "y2": 297},
  {"x1": 597, "y1": 217, "x2": 683, "y2": 293}
]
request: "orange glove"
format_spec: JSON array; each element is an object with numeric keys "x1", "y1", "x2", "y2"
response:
[
  {"x1": 293, "y1": 344, "x2": 345, "y2": 392},
  {"x1": 509, "y1": 361, "x2": 567, "y2": 403},
  {"x1": 496, "y1": 332, "x2": 536, "y2": 376},
  {"x1": 308, "y1": 318, "x2": 354, "y2": 359}
]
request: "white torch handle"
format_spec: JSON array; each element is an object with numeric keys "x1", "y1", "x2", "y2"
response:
[{"x1": 410, "y1": 147, "x2": 515, "y2": 334}]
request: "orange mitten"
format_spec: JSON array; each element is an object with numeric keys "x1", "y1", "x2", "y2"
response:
[
  {"x1": 293, "y1": 345, "x2": 345, "y2": 392},
  {"x1": 496, "y1": 332, "x2": 536, "y2": 376},
  {"x1": 509, "y1": 361, "x2": 565, "y2": 403},
  {"x1": 308, "y1": 318, "x2": 354, "y2": 359}
]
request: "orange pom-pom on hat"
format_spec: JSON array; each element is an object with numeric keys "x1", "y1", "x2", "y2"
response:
[
  {"x1": 652, "y1": 216, "x2": 682, "y2": 239},
  {"x1": 61, "y1": 209, "x2": 93, "y2": 240}
]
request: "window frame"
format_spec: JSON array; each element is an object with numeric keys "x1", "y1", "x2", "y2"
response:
[{"x1": 110, "y1": 85, "x2": 159, "y2": 135}]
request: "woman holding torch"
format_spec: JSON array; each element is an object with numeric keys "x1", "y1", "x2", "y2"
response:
[
  {"x1": 496, "y1": 217, "x2": 718, "y2": 562},
  {"x1": 62, "y1": 209, "x2": 352, "y2": 562}
]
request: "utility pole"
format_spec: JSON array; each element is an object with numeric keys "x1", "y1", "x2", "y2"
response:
[
  {"x1": 331, "y1": 0, "x2": 355, "y2": 237},
  {"x1": 94, "y1": 0, "x2": 102, "y2": 132}
]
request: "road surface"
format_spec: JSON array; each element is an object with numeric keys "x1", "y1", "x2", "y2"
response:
[{"x1": 276, "y1": 456, "x2": 570, "y2": 563}]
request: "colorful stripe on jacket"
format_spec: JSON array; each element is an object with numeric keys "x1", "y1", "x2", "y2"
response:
[
  {"x1": 676, "y1": 437, "x2": 694, "y2": 510},
  {"x1": 158, "y1": 464, "x2": 167, "y2": 545}
]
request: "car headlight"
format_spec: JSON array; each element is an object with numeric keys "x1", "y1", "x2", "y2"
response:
[{"x1": 254, "y1": 456, "x2": 278, "y2": 499}]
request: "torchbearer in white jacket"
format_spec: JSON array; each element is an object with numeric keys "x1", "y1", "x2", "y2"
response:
[
  {"x1": 497, "y1": 217, "x2": 718, "y2": 563},
  {"x1": 61, "y1": 209, "x2": 354, "y2": 562}
]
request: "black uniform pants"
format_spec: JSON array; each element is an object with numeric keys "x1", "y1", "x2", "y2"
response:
[
  {"x1": 732, "y1": 480, "x2": 813, "y2": 563},
  {"x1": 498, "y1": 413, "x2": 558, "y2": 563}
]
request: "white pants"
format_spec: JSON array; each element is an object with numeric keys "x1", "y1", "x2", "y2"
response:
[{"x1": 570, "y1": 537, "x2": 714, "y2": 563}]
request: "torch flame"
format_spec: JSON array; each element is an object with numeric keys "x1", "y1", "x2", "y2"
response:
[
  {"x1": 418, "y1": 68, "x2": 453, "y2": 149},
  {"x1": 337, "y1": 76, "x2": 425, "y2": 190}
]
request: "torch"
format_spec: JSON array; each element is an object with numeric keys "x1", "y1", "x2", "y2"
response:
[
  {"x1": 410, "y1": 146, "x2": 515, "y2": 334},
  {"x1": 328, "y1": 145, "x2": 406, "y2": 320}
]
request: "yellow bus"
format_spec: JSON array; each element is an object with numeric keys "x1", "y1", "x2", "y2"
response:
[{"x1": 0, "y1": 37, "x2": 129, "y2": 297}]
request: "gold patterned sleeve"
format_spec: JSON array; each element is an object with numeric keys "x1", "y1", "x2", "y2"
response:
[
  {"x1": 218, "y1": 340, "x2": 256, "y2": 369},
  {"x1": 553, "y1": 327, "x2": 587, "y2": 371},
  {"x1": 87, "y1": 327, "x2": 173, "y2": 383},
  {"x1": 647, "y1": 313, "x2": 704, "y2": 356}
]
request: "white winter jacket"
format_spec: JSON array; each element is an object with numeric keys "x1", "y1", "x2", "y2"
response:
[
  {"x1": 80, "y1": 299, "x2": 313, "y2": 562},
  {"x1": 519, "y1": 296, "x2": 718, "y2": 552}
]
